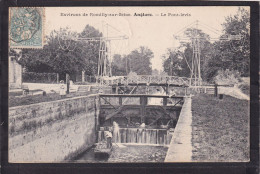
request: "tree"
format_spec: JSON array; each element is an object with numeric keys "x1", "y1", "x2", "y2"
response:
[
  {"x1": 203, "y1": 7, "x2": 250, "y2": 81},
  {"x1": 162, "y1": 49, "x2": 183, "y2": 76},
  {"x1": 127, "y1": 46, "x2": 153, "y2": 75},
  {"x1": 218, "y1": 7, "x2": 250, "y2": 76},
  {"x1": 80, "y1": 25, "x2": 103, "y2": 76},
  {"x1": 111, "y1": 47, "x2": 153, "y2": 76},
  {"x1": 111, "y1": 54, "x2": 128, "y2": 76},
  {"x1": 111, "y1": 46, "x2": 153, "y2": 76}
]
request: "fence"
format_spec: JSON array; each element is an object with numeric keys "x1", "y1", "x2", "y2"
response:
[
  {"x1": 96, "y1": 75, "x2": 190, "y2": 86},
  {"x1": 75, "y1": 73, "x2": 97, "y2": 84},
  {"x1": 84, "y1": 76, "x2": 97, "y2": 83},
  {"x1": 23, "y1": 72, "x2": 58, "y2": 84}
]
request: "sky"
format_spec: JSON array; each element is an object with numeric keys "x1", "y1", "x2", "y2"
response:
[{"x1": 45, "y1": 6, "x2": 249, "y2": 71}]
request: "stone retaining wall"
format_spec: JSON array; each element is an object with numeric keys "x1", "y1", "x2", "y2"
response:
[
  {"x1": 164, "y1": 97, "x2": 192, "y2": 162},
  {"x1": 9, "y1": 95, "x2": 100, "y2": 162}
]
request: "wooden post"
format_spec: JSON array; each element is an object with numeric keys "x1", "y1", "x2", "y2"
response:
[
  {"x1": 214, "y1": 83, "x2": 218, "y2": 97},
  {"x1": 166, "y1": 85, "x2": 169, "y2": 95},
  {"x1": 48, "y1": 73, "x2": 51, "y2": 83},
  {"x1": 66, "y1": 73, "x2": 70, "y2": 94},
  {"x1": 163, "y1": 97, "x2": 167, "y2": 106},
  {"x1": 112, "y1": 86, "x2": 116, "y2": 94},
  {"x1": 119, "y1": 97, "x2": 122, "y2": 105},
  {"x1": 141, "y1": 117, "x2": 145, "y2": 124},
  {"x1": 57, "y1": 73, "x2": 59, "y2": 83},
  {"x1": 140, "y1": 96, "x2": 147, "y2": 122},
  {"x1": 111, "y1": 117, "x2": 113, "y2": 125},
  {"x1": 127, "y1": 117, "x2": 130, "y2": 127},
  {"x1": 82, "y1": 70, "x2": 85, "y2": 82}
]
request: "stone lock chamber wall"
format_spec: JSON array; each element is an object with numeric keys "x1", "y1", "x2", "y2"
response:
[{"x1": 9, "y1": 94, "x2": 100, "y2": 162}]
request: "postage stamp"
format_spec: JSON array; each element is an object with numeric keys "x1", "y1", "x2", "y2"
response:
[{"x1": 9, "y1": 7, "x2": 45, "y2": 49}]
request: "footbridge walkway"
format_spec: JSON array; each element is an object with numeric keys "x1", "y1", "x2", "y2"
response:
[{"x1": 97, "y1": 75, "x2": 190, "y2": 87}]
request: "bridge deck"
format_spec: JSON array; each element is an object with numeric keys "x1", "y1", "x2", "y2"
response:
[
  {"x1": 112, "y1": 83, "x2": 187, "y2": 87},
  {"x1": 99, "y1": 94, "x2": 184, "y2": 99}
]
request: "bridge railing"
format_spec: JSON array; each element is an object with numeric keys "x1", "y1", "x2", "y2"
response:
[
  {"x1": 97, "y1": 75, "x2": 190, "y2": 86},
  {"x1": 99, "y1": 94, "x2": 184, "y2": 107}
]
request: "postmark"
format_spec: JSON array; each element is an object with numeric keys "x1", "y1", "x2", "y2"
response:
[{"x1": 9, "y1": 7, "x2": 45, "y2": 49}]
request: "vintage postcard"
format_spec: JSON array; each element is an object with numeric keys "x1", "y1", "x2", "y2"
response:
[{"x1": 8, "y1": 6, "x2": 250, "y2": 163}]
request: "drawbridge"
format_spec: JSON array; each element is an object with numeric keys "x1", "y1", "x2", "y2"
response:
[
  {"x1": 96, "y1": 75, "x2": 194, "y2": 95},
  {"x1": 96, "y1": 75, "x2": 190, "y2": 95}
]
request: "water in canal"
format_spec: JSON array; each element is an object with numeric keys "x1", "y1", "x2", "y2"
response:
[
  {"x1": 74, "y1": 126, "x2": 173, "y2": 162},
  {"x1": 74, "y1": 144, "x2": 169, "y2": 163}
]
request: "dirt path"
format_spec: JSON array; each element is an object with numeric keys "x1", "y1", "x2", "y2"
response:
[{"x1": 219, "y1": 86, "x2": 249, "y2": 100}]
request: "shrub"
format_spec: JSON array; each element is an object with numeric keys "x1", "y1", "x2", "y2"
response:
[
  {"x1": 23, "y1": 72, "x2": 58, "y2": 83},
  {"x1": 127, "y1": 71, "x2": 138, "y2": 77},
  {"x1": 238, "y1": 83, "x2": 250, "y2": 96},
  {"x1": 213, "y1": 69, "x2": 242, "y2": 85},
  {"x1": 21, "y1": 120, "x2": 37, "y2": 131},
  {"x1": 46, "y1": 117, "x2": 54, "y2": 124}
]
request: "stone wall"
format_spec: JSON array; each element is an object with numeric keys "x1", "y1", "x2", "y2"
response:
[
  {"x1": 9, "y1": 94, "x2": 100, "y2": 162},
  {"x1": 164, "y1": 97, "x2": 192, "y2": 162}
]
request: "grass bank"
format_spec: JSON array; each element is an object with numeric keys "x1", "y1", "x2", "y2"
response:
[{"x1": 191, "y1": 94, "x2": 249, "y2": 162}]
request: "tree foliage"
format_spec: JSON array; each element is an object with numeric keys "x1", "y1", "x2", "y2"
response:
[
  {"x1": 203, "y1": 7, "x2": 250, "y2": 81},
  {"x1": 17, "y1": 25, "x2": 102, "y2": 79},
  {"x1": 163, "y1": 29, "x2": 213, "y2": 79},
  {"x1": 127, "y1": 46, "x2": 153, "y2": 75},
  {"x1": 111, "y1": 54, "x2": 128, "y2": 76},
  {"x1": 220, "y1": 7, "x2": 249, "y2": 76},
  {"x1": 112, "y1": 46, "x2": 153, "y2": 76}
]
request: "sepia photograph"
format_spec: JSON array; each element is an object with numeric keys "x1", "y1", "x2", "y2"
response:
[{"x1": 8, "y1": 6, "x2": 250, "y2": 163}]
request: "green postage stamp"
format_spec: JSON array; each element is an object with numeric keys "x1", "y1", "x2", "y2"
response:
[{"x1": 9, "y1": 7, "x2": 45, "y2": 48}]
